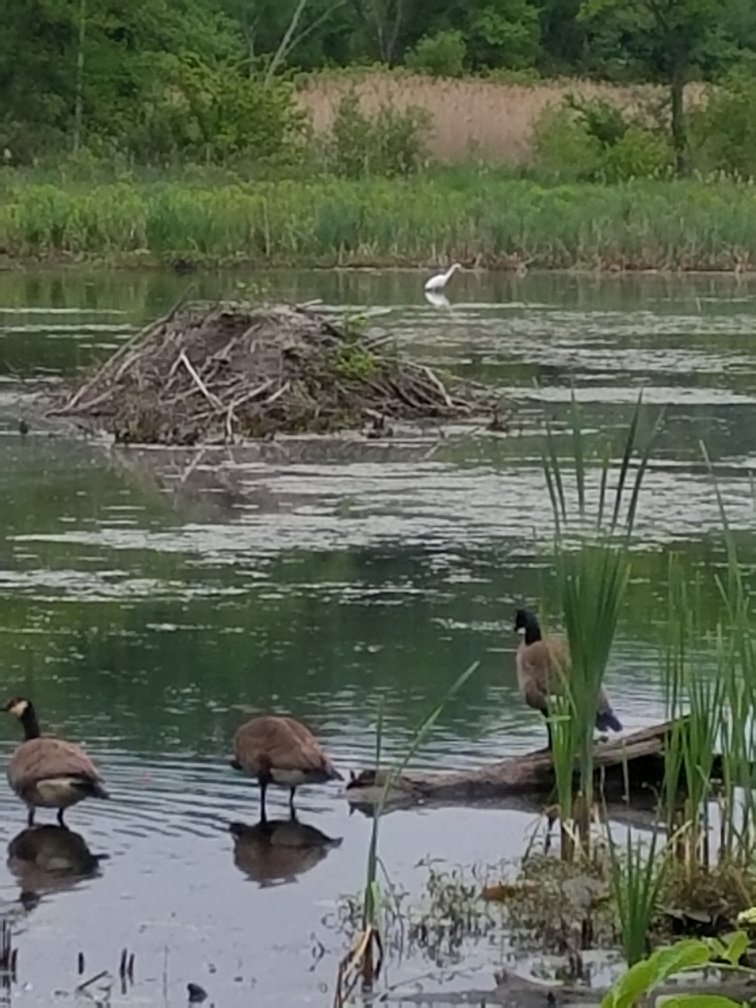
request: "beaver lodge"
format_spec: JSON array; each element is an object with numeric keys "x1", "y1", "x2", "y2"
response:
[{"x1": 51, "y1": 300, "x2": 500, "y2": 444}]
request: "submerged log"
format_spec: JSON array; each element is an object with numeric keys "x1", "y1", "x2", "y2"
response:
[{"x1": 345, "y1": 719, "x2": 688, "y2": 810}]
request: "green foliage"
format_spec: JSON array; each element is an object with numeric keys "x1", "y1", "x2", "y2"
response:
[
  {"x1": 600, "y1": 126, "x2": 670, "y2": 181},
  {"x1": 566, "y1": 94, "x2": 629, "y2": 146},
  {"x1": 689, "y1": 72, "x2": 756, "y2": 178},
  {"x1": 468, "y1": 0, "x2": 542, "y2": 69},
  {"x1": 126, "y1": 57, "x2": 305, "y2": 164},
  {"x1": 532, "y1": 97, "x2": 671, "y2": 182},
  {"x1": 4, "y1": 174, "x2": 756, "y2": 269},
  {"x1": 326, "y1": 92, "x2": 431, "y2": 178},
  {"x1": 531, "y1": 106, "x2": 603, "y2": 181},
  {"x1": 607, "y1": 827, "x2": 666, "y2": 965},
  {"x1": 542, "y1": 394, "x2": 658, "y2": 853},
  {"x1": 405, "y1": 30, "x2": 468, "y2": 77},
  {"x1": 602, "y1": 933, "x2": 751, "y2": 1008},
  {"x1": 1, "y1": 0, "x2": 755, "y2": 169},
  {"x1": 578, "y1": 0, "x2": 752, "y2": 174},
  {"x1": 579, "y1": 0, "x2": 743, "y2": 80},
  {"x1": 334, "y1": 345, "x2": 378, "y2": 380}
]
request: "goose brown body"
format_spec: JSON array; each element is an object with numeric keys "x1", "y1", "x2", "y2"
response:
[
  {"x1": 231, "y1": 715, "x2": 341, "y2": 819},
  {"x1": 3, "y1": 698, "x2": 109, "y2": 827},
  {"x1": 516, "y1": 634, "x2": 571, "y2": 713},
  {"x1": 514, "y1": 609, "x2": 622, "y2": 748}
]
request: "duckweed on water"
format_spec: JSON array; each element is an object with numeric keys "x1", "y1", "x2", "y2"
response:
[{"x1": 2, "y1": 175, "x2": 756, "y2": 269}]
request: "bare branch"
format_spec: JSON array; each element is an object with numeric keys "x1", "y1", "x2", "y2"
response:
[
  {"x1": 288, "y1": 0, "x2": 347, "y2": 55},
  {"x1": 265, "y1": 0, "x2": 309, "y2": 84}
]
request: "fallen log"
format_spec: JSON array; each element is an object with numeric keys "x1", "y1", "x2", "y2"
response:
[{"x1": 345, "y1": 719, "x2": 689, "y2": 810}]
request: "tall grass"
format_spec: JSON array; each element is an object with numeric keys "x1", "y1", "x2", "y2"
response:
[
  {"x1": 1, "y1": 174, "x2": 756, "y2": 269},
  {"x1": 298, "y1": 71, "x2": 704, "y2": 163},
  {"x1": 703, "y1": 446, "x2": 756, "y2": 868},
  {"x1": 606, "y1": 826, "x2": 665, "y2": 967},
  {"x1": 542, "y1": 394, "x2": 660, "y2": 855}
]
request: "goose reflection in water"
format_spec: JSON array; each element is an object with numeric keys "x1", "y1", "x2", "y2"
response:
[
  {"x1": 229, "y1": 817, "x2": 342, "y2": 887},
  {"x1": 8, "y1": 825, "x2": 107, "y2": 907}
]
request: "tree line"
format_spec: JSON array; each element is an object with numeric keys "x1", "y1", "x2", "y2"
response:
[{"x1": 2, "y1": 0, "x2": 755, "y2": 168}]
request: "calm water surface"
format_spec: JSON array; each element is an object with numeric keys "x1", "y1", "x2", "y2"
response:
[{"x1": 1, "y1": 268, "x2": 756, "y2": 1005}]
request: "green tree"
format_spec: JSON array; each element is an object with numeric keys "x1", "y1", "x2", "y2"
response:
[
  {"x1": 580, "y1": 0, "x2": 750, "y2": 176},
  {"x1": 0, "y1": 0, "x2": 246, "y2": 159}
]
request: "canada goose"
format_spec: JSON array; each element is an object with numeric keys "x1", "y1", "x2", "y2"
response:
[
  {"x1": 513, "y1": 609, "x2": 622, "y2": 750},
  {"x1": 3, "y1": 697, "x2": 109, "y2": 827},
  {"x1": 230, "y1": 715, "x2": 342, "y2": 820}
]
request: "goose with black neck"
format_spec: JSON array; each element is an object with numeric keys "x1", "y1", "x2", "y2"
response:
[{"x1": 3, "y1": 697, "x2": 109, "y2": 827}]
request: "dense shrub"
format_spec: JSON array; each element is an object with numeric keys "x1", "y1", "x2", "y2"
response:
[
  {"x1": 327, "y1": 92, "x2": 431, "y2": 178},
  {"x1": 532, "y1": 95, "x2": 671, "y2": 182},
  {"x1": 124, "y1": 57, "x2": 305, "y2": 165},
  {"x1": 405, "y1": 30, "x2": 468, "y2": 77},
  {"x1": 689, "y1": 72, "x2": 756, "y2": 178}
]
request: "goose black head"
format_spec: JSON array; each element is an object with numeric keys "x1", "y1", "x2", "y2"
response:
[{"x1": 513, "y1": 608, "x2": 542, "y2": 643}]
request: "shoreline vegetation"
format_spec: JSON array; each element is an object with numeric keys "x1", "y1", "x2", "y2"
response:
[
  {"x1": 1, "y1": 173, "x2": 756, "y2": 273},
  {"x1": 5, "y1": 0, "x2": 756, "y2": 276}
]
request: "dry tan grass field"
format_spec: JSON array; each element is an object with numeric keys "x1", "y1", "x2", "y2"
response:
[{"x1": 298, "y1": 72, "x2": 705, "y2": 162}]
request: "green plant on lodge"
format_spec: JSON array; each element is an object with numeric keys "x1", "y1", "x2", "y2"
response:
[
  {"x1": 334, "y1": 661, "x2": 480, "y2": 1005},
  {"x1": 541, "y1": 392, "x2": 662, "y2": 858}
]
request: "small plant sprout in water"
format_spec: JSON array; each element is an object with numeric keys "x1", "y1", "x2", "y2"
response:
[{"x1": 334, "y1": 661, "x2": 479, "y2": 1006}]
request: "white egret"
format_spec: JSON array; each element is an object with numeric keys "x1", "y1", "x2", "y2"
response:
[{"x1": 424, "y1": 262, "x2": 461, "y2": 292}]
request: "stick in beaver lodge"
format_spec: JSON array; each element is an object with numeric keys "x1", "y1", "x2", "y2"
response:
[
  {"x1": 344, "y1": 717, "x2": 738, "y2": 813},
  {"x1": 48, "y1": 300, "x2": 505, "y2": 445}
]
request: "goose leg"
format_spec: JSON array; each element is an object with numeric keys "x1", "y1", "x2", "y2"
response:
[
  {"x1": 27, "y1": 807, "x2": 34, "y2": 828},
  {"x1": 259, "y1": 780, "x2": 268, "y2": 824},
  {"x1": 288, "y1": 787, "x2": 297, "y2": 818},
  {"x1": 57, "y1": 808, "x2": 66, "y2": 827}
]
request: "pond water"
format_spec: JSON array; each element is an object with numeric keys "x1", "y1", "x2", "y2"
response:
[{"x1": 1, "y1": 267, "x2": 756, "y2": 1006}]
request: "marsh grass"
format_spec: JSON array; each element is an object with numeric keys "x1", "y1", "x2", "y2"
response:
[
  {"x1": 1, "y1": 174, "x2": 756, "y2": 269},
  {"x1": 542, "y1": 394, "x2": 661, "y2": 856},
  {"x1": 701, "y1": 447, "x2": 756, "y2": 868},
  {"x1": 606, "y1": 826, "x2": 665, "y2": 966},
  {"x1": 297, "y1": 72, "x2": 692, "y2": 163}
]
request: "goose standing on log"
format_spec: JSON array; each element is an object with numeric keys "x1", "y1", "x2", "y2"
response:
[
  {"x1": 3, "y1": 697, "x2": 109, "y2": 827},
  {"x1": 513, "y1": 608, "x2": 622, "y2": 751},
  {"x1": 424, "y1": 262, "x2": 462, "y2": 292},
  {"x1": 230, "y1": 715, "x2": 342, "y2": 821}
]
